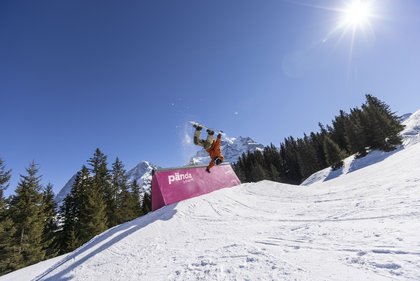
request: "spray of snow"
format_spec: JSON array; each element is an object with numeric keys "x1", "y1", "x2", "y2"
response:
[{"x1": 180, "y1": 122, "x2": 200, "y2": 165}]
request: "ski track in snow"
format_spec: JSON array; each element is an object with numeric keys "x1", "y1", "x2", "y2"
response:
[{"x1": 2, "y1": 113, "x2": 420, "y2": 281}]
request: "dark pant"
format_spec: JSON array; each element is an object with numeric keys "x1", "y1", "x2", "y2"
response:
[{"x1": 194, "y1": 129, "x2": 214, "y2": 150}]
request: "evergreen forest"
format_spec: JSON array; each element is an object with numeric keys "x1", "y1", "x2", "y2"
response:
[
  {"x1": 0, "y1": 151, "x2": 151, "y2": 276},
  {"x1": 233, "y1": 95, "x2": 405, "y2": 184},
  {"x1": 0, "y1": 94, "x2": 405, "y2": 276}
]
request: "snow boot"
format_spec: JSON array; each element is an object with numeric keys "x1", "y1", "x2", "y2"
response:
[{"x1": 193, "y1": 124, "x2": 202, "y2": 131}]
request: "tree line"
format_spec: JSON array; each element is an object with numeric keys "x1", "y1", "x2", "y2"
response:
[
  {"x1": 0, "y1": 149, "x2": 152, "y2": 276},
  {"x1": 0, "y1": 94, "x2": 406, "y2": 276},
  {"x1": 234, "y1": 95, "x2": 405, "y2": 184}
]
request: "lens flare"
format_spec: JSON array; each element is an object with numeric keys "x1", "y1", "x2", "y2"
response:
[{"x1": 341, "y1": 0, "x2": 372, "y2": 28}]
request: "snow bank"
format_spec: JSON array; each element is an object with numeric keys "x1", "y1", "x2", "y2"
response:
[
  {"x1": 401, "y1": 110, "x2": 420, "y2": 147},
  {"x1": 302, "y1": 110, "x2": 420, "y2": 186},
  {"x1": 2, "y1": 138, "x2": 420, "y2": 280}
]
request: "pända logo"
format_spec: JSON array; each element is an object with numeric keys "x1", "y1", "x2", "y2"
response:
[{"x1": 168, "y1": 172, "x2": 194, "y2": 185}]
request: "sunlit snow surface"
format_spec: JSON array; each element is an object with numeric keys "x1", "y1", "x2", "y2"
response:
[
  {"x1": 302, "y1": 110, "x2": 420, "y2": 186},
  {"x1": 2, "y1": 111, "x2": 420, "y2": 281}
]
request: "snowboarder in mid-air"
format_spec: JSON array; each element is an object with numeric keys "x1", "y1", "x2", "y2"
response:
[{"x1": 192, "y1": 123, "x2": 224, "y2": 173}]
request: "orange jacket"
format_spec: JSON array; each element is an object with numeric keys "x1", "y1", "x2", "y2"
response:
[{"x1": 206, "y1": 134, "x2": 224, "y2": 170}]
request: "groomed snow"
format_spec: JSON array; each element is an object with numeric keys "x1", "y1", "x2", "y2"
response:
[
  {"x1": 2, "y1": 112, "x2": 420, "y2": 281},
  {"x1": 2, "y1": 141, "x2": 419, "y2": 280}
]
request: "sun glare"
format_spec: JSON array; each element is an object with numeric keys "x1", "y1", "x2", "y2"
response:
[
  {"x1": 341, "y1": 0, "x2": 372, "y2": 28},
  {"x1": 285, "y1": 0, "x2": 379, "y2": 70}
]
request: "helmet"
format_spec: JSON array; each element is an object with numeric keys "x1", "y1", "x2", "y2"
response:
[{"x1": 214, "y1": 157, "x2": 223, "y2": 166}]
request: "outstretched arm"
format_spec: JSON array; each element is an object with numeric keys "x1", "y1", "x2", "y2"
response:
[{"x1": 207, "y1": 159, "x2": 215, "y2": 170}]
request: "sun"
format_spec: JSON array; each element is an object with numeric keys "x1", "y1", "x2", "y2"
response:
[
  {"x1": 283, "y1": 0, "x2": 378, "y2": 68},
  {"x1": 340, "y1": 0, "x2": 373, "y2": 28}
]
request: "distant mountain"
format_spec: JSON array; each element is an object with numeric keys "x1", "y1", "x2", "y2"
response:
[
  {"x1": 55, "y1": 161, "x2": 159, "y2": 206},
  {"x1": 55, "y1": 136, "x2": 262, "y2": 204},
  {"x1": 126, "y1": 161, "x2": 159, "y2": 194},
  {"x1": 190, "y1": 136, "x2": 264, "y2": 166},
  {"x1": 55, "y1": 174, "x2": 77, "y2": 206}
]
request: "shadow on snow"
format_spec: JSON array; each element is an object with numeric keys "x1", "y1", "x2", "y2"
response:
[
  {"x1": 324, "y1": 148, "x2": 402, "y2": 182},
  {"x1": 34, "y1": 204, "x2": 178, "y2": 281}
]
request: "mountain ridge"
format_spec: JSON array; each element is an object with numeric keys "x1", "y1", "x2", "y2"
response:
[{"x1": 55, "y1": 134, "x2": 264, "y2": 204}]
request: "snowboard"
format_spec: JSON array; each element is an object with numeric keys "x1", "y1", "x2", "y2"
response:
[{"x1": 189, "y1": 121, "x2": 224, "y2": 134}]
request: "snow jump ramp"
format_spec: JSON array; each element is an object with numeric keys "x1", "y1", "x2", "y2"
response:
[{"x1": 151, "y1": 163, "x2": 241, "y2": 211}]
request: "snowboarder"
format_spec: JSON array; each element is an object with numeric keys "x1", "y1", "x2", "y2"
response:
[{"x1": 193, "y1": 124, "x2": 224, "y2": 173}]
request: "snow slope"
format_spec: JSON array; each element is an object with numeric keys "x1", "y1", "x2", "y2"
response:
[
  {"x1": 400, "y1": 110, "x2": 420, "y2": 147},
  {"x1": 3, "y1": 131, "x2": 420, "y2": 280},
  {"x1": 301, "y1": 110, "x2": 420, "y2": 186}
]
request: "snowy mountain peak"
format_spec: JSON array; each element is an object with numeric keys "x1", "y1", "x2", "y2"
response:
[
  {"x1": 126, "y1": 161, "x2": 156, "y2": 181},
  {"x1": 189, "y1": 135, "x2": 264, "y2": 165},
  {"x1": 54, "y1": 173, "x2": 78, "y2": 206},
  {"x1": 126, "y1": 161, "x2": 159, "y2": 194}
]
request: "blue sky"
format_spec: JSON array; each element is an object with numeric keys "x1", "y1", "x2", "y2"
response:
[{"x1": 1, "y1": 0, "x2": 419, "y2": 195}]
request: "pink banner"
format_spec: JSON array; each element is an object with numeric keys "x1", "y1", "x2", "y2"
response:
[{"x1": 152, "y1": 164, "x2": 241, "y2": 211}]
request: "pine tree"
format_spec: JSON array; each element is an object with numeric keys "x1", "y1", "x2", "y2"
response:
[
  {"x1": 296, "y1": 135, "x2": 321, "y2": 179},
  {"x1": 8, "y1": 162, "x2": 46, "y2": 270},
  {"x1": 141, "y1": 188, "x2": 152, "y2": 215},
  {"x1": 363, "y1": 94, "x2": 405, "y2": 151},
  {"x1": 0, "y1": 158, "x2": 11, "y2": 218},
  {"x1": 41, "y1": 184, "x2": 59, "y2": 259},
  {"x1": 268, "y1": 163, "x2": 281, "y2": 182},
  {"x1": 262, "y1": 145, "x2": 282, "y2": 182},
  {"x1": 59, "y1": 161, "x2": 108, "y2": 253},
  {"x1": 250, "y1": 162, "x2": 267, "y2": 182},
  {"x1": 237, "y1": 152, "x2": 253, "y2": 183},
  {"x1": 344, "y1": 108, "x2": 368, "y2": 157},
  {"x1": 330, "y1": 111, "x2": 351, "y2": 153},
  {"x1": 0, "y1": 217, "x2": 19, "y2": 276},
  {"x1": 76, "y1": 165, "x2": 107, "y2": 243},
  {"x1": 233, "y1": 162, "x2": 246, "y2": 183},
  {"x1": 131, "y1": 180, "x2": 143, "y2": 217},
  {"x1": 88, "y1": 149, "x2": 112, "y2": 228},
  {"x1": 0, "y1": 158, "x2": 16, "y2": 276},
  {"x1": 114, "y1": 160, "x2": 142, "y2": 223},
  {"x1": 280, "y1": 138, "x2": 303, "y2": 184},
  {"x1": 59, "y1": 166, "x2": 88, "y2": 252},
  {"x1": 78, "y1": 183, "x2": 107, "y2": 240},
  {"x1": 59, "y1": 190, "x2": 79, "y2": 254},
  {"x1": 323, "y1": 136, "x2": 345, "y2": 170},
  {"x1": 112, "y1": 158, "x2": 128, "y2": 225}
]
